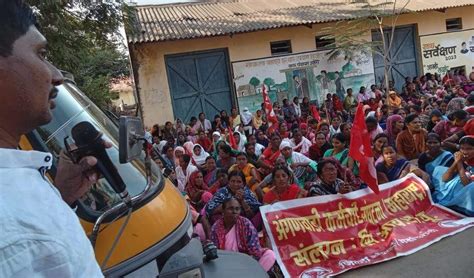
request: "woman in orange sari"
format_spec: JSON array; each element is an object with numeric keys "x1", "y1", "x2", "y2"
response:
[
  {"x1": 228, "y1": 152, "x2": 261, "y2": 190},
  {"x1": 387, "y1": 90, "x2": 402, "y2": 112}
]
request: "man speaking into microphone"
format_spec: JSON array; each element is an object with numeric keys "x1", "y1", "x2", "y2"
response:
[{"x1": 0, "y1": 0, "x2": 103, "y2": 276}]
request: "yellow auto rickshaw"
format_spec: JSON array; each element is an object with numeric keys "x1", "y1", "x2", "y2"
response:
[{"x1": 19, "y1": 74, "x2": 267, "y2": 277}]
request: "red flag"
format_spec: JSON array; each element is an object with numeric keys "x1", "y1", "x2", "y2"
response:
[
  {"x1": 262, "y1": 85, "x2": 278, "y2": 125},
  {"x1": 349, "y1": 103, "x2": 379, "y2": 194},
  {"x1": 228, "y1": 127, "x2": 238, "y2": 150},
  {"x1": 310, "y1": 105, "x2": 321, "y2": 121}
]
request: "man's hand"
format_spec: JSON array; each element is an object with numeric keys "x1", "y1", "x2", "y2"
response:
[
  {"x1": 339, "y1": 184, "x2": 353, "y2": 194},
  {"x1": 454, "y1": 151, "x2": 464, "y2": 164},
  {"x1": 54, "y1": 150, "x2": 99, "y2": 206},
  {"x1": 234, "y1": 189, "x2": 245, "y2": 201}
]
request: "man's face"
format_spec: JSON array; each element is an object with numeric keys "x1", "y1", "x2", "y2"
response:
[
  {"x1": 293, "y1": 131, "x2": 302, "y2": 142},
  {"x1": 179, "y1": 157, "x2": 187, "y2": 168},
  {"x1": 366, "y1": 122, "x2": 376, "y2": 132},
  {"x1": 246, "y1": 145, "x2": 255, "y2": 155},
  {"x1": 0, "y1": 26, "x2": 63, "y2": 134},
  {"x1": 248, "y1": 135, "x2": 256, "y2": 145}
]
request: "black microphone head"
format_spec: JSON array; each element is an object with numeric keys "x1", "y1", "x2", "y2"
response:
[{"x1": 71, "y1": 121, "x2": 102, "y2": 147}]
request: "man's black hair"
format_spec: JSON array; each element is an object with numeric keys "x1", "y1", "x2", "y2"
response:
[
  {"x1": 181, "y1": 154, "x2": 191, "y2": 164},
  {"x1": 405, "y1": 113, "x2": 418, "y2": 124},
  {"x1": 244, "y1": 142, "x2": 254, "y2": 150},
  {"x1": 365, "y1": 116, "x2": 378, "y2": 124},
  {"x1": 219, "y1": 144, "x2": 233, "y2": 154},
  {"x1": 161, "y1": 144, "x2": 173, "y2": 155},
  {"x1": 0, "y1": 0, "x2": 37, "y2": 57},
  {"x1": 467, "y1": 93, "x2": 474, "y2": 105},
  {"x1": 410, "y1": 105, "x2": 422, "y2": 113}
]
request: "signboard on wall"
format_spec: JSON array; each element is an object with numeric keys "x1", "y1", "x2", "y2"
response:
[
  {"x1": 231, "y1": 50, "x2": 375, "y2": 113},
  {"x1": 420, "y1": 29, "x2": 474, "y2": 75}
]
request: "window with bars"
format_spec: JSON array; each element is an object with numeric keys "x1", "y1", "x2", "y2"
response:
[
  {"x1": 315, "y1": 35, "x2": 335, "y2": 50},
  {"x1": 270, "y1": 40, "x2": 292, "y2": 56},
  {"x1": 446, "y1": 18, "x2": 462, "y2": 31}
]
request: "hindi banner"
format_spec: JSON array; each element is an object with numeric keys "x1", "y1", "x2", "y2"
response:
[
  {"x1": 420, "y1": 29, "x2": 474, "y2": 75},
  {"x1": 260, "y1": 173, "x2": 474, "y2": 277}
]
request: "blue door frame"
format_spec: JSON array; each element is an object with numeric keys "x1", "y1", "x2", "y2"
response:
[
  {"x1": 165, "y1": 48, "x2": 234, "y2": 123},
  {"x1": 372, "y1": 25, "x2": 419, "y2": 92}
]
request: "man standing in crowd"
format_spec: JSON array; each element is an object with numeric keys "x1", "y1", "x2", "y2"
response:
[
  {"x1": 197, "y1": 112, "x2": 212, "y2": 133},
  {"x1": 344, "y1": 88, "x2": 356, "y2": 111},
  {"x1": 0, "y1": 0, "x2": 103, "y2": 276}
]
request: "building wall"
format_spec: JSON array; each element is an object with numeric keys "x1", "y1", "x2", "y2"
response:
[
  {"x1": 130, "y1": 6, "x2": 474, "y2": 127},
  {"x1": 111, "y1": 90, "x2": 136, "y2": 107}
]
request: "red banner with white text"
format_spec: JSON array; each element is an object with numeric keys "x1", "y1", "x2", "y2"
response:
[{"x1": 260, "y1": 174, "x2": 474, "y2": 277}]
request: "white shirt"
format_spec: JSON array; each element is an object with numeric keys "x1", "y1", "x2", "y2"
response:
[
  {"x1": 254, "y1": 143, "x2": 265, "y2": 156},
  {"x1": 0, "y1": 149, "x2": 103, "y2": 278},
  {"x1": 329, "y1": 125, "x2": 341, "y2": 137},
  {"x1": 175, "y1": 163, "x2": 198, "y2": 192},
  {"x1": 144, "y1": 131, "x2": 153, "y2": 144},
  {"x1": 293, "y1": 103, "x2": 302, "y2": 118},
  {"x1": 196, "y1": 119, "x2": 212, "y2": 133},
  {"x1": 289, "y1": 137, "x2": 312, "y2": 156}
]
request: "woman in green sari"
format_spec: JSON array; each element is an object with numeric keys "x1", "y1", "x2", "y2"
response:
[
  {"x1": 323, "y1": 133, "x2": 348, "y2": 165},
  {"x1": 323, "y1": 133, "x2": 358, "y2": 175}
]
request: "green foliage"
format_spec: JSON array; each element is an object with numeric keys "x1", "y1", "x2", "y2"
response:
[
  {"x1": 27, "y1": 0, "x2": 133, "y2": 109},
  {"x1": 318, "y1": 0, "x2": 412, "y2": 90},
  {"x1": 263, "y1": 77, "x2": 276, "y2": 88},
  {"x1": 249, "y1": 77, "x2": 261, "y2": 88}
]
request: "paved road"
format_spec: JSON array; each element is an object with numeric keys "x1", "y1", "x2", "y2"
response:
[
  {"x1": 340, "y1": 226, "x2": 474, "y2": 277},
  {"x1": 126, "y1": 227, "x2": 474, "y2": 277}
]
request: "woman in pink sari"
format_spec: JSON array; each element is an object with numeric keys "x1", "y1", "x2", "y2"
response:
[{"x1": 211, "y1": 198, "x2": 276, "y2": 272}]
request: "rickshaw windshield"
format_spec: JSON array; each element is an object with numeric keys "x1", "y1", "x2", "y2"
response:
[{"x1": 34, "y1": 81, "x2": 161, "y2": 213}]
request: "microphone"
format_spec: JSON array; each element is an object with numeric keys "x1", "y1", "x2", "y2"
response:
[{"x1": 71, "y1": 121, "x2": 131, "y2": 206}]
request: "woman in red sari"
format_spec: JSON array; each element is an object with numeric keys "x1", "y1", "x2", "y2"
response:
[
  {"x1": 263, "y1": 166, "x2": 307, "y2": 204},
  {"x1": 332, "y1": 94, "x2": 344, "y2": 113},
  {"x1": 185, "y1": 171, "x2": 213, "y2": 209},
  {"x1": 257, "y1": 133, "x2": 282, "y2": 175},
  {"x1": 308, "y1": 131, "x2": 332, "y2": 162}
]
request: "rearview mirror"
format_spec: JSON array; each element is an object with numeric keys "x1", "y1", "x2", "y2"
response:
[{"x1": 119, "y1": 116, "x2": 145, "y2": 164}]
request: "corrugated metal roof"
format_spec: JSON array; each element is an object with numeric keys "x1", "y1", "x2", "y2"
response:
[{"x1": 127, "y1": 0, "x2": 474, "y2": 44}]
